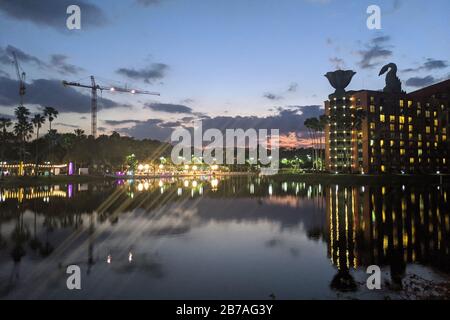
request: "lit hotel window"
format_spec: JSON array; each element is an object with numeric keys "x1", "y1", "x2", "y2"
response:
[
  {"x1": 408, "y1": 101, "x2": 413, "y2": 108},
  {"x1": 426, "y1": 126, "x2": 431, "y2": 133},
  {"x1": 443, "y1": 135, "x2": 447, "y2": 142},
  {"x1": 381, "y1": 165, "x2": 386, "y2": 172},
  {"x1": 370, "y1": 140, "x2": 374, "y2": 146},
  {"x1": 425, "y1": 111, "x2": 430, "y2": 118},
  {"x1": 418, "y1": 134, "x2": 422, "y2": 141},
  {"x1": 390, "y1": 124, "x2": 395, "y2": 131},
  {"x1": 380, "y1": 140, "x2": 385, "y2": 147},
  {"x1": 399, "y1": 116, "x2": 405, "y2": 124},
  {"x1": 390, "y1": 115, "x2": 396, "y2": 123},
  {"x1": 400, "y1": 149, "x2": 405, "y2": 155},
  {"x1": 410, "y1": 158, "x2": 415, "y2": 164},
  {"x1": 390, "y1": 140, "x2": 395, "y2": 147},
  {"x1": 380, "y1": 114, "x2": 385, "y2": 122},
  {"x1": 408, "y1": 117, "x2": 413, "y2": 123},
  {"x1": 400, "y1": 100, "x2": 404, "y2": 107},
  {"x1": 370, "y1": 105, "x2": 375, "y2": 113},
  {"x1": 400, "y1": 140, "x2": 405, "y2": 147},
  {"x1": 370, "y1": 122, "x2": 376, "y2": 129},
  {"x1": 434, "y1": 119, "x2": 438, "y2": 126},
  {"x1": 409, "y1": 125, "x2": 413, "y2": 132}
]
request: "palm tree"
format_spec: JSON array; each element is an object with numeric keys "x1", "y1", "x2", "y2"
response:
[
  {"x1": 304, "y1": 118, "x2": 315, "y2": 170},
  {"x1": 14, "y1": 106, "x2": 33, "y2": 164},
  {"x1": 318, "y1": 115, "x2": 328, "y2": 171},
  {"x1": 74, "y1": 129, "x2": 86, "y2": 139},
  {"x1": 305, "y1": 117, "x2": 321, "y2": 171},
  {"x1": 0, "y1": 117, "x2": 12, "y2": 166},
  {"x1": 44, "y1": 107, "x2": 59, "y2": 165},
  {"x1": 32, "y1": 114, "x2": 46, "y2": 176},
  {"x1": 43, "y1": 107, "x2": 58, "y2": 132}
]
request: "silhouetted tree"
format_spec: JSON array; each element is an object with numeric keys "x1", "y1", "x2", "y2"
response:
[{"x1": 32, "y1": 114, "x2": 46, "y2": 176}]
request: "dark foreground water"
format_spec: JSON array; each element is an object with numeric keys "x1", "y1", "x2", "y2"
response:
[{"x1": 0, "y1": 176, "x2": 449, "y2": 299}]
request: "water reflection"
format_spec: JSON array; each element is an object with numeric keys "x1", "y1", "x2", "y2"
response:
[{"x1": 0, "y1": 177, "x2": 448, "y2": 299}]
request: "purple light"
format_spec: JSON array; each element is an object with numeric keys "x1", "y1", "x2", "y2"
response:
[
  {"x1": 68, "y1": 184, "x2": 73, "y2": 198},
  {"x1": 68, "y1": 162, "x2": 74, "y2": 175}
]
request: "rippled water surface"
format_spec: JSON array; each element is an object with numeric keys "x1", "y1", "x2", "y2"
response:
[{"x1": 0, "y1": 176, "x2": 449, "y2": 299}]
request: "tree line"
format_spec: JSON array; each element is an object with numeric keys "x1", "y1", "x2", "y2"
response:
[{"x1": 0, "y1": 106, "x2": 172, "y2": 175}]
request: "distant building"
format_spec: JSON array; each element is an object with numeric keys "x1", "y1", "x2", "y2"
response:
[{"x1": 325, "y1": 77, "x2": 450, "y2": 174}]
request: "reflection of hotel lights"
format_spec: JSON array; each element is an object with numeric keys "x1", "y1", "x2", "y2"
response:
[
  {"x1": 184, "y1": 165, "x2": 189, "y2": 170},
  {"x1": 159, "y1": 164, "x2": 164, "y2": 169},
  {"x1": 192, "y1": 165, "x2": 198, "y2": 171},
  {"x1": 138, "y1": 164, "x2": 144, "y2": 171},
  {"x1": 177, "y1": 187, "x2": 182, "y2": 196},
  {"x1": 184, "y1": 180, "x2": 189, "y2": 187},
  {"x1": 268, "y1": 184, "x2": 273, "y2": 196},
  {"x1": 107, "y1": 255, "x2": 112, "y2": 264},
  {"x1": 128, "y1": 252, "x2": 133, "y2": 263},
  {"x1": 138, "y1": 183, "x2": 144, "y2": 191},
  {"x1": 211, "y1": 179, "x2": 219, "y2": 189},
  {"x1": 144, "y1": 182, "x2": 149, "y2": 190},
  {"x1": 192, "y1": 180, "x2": 198, "y2": 188}
]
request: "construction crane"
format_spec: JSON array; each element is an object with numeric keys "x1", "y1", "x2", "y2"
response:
[
  {"x1": 62, "y1": 76, "x2": 160, "y2": 138},
  {"x1": 12, "y1": 52, "x2": 26, "y2": 106}
]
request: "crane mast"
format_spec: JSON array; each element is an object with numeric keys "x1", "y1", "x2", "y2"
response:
[
  {"x1": 62, "y1": 76, "x2": 160, "y2": 138},
  {"x1": 12, "y1": 52, "x2": 26, "y2": 106}
]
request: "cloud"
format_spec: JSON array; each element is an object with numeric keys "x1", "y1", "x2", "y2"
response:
[
  {"x1": 358, "y1": 35, "x2": 393, "y2": 69},
  {"x1": 1, "y1": 46, "x2": 84, "y2": 76},
  {"x1": 199, "y1": 105, "x2": 323, "y2": 135},
  {"x1": 0, "y1": 45, "x2": 47, "y2": 68},
  {"x1": 54, "y1": 122, "x2": 79, "y2": 128},
  {"x1": 329, "y1": 57, "x2": 345, "y2": 70},
  {"x1": 287, "y1": 82, "x2": 298, "y2": 93},
  {"x1": 0, "y1": 76, "x2": 123, "y2": 113},
  {"x1": 136, "y1": 0, "x2": 164, "y2": 6},
  {"x1": 263, "y1": 93, "x2": 283, "y2": 101},
  {"x1": 403, "y1": 58, "x2": 449, "y2": 73},
  {"x1": 0, "y1": 0, "x2": 108, "y2": 30},
  {"x1": 119, "y1": 105, "x2": 324, "y2": 146},
  {"x1": 181, "y1": 98, "x2": 195, "y2": 104},
  {"x1": 117, "y1": 63, "x2": 168, "y2": 84},
  {"x1": 50, "y1": 54, "x2": 84, "y2": 75},
  {"x1": 103, "y1": 119, "x2": 144, "y2": 126},
  {"x1": 0, "y1": 113, "x2": 14, "y2": 120},
  {"x1": 405, "y1": 76, "x2": 438, "y2": 88},
  {"x1": 119, "y1": 119, "x2": 174, "y2": 141},
  {"x1": 145, "y1": 102, "x2": 193, "y2": 114}
]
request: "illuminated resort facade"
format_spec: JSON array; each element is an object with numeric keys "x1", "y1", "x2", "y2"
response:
[{"x1": 325, "y1": 75, "x2": 450, "y2": 174}]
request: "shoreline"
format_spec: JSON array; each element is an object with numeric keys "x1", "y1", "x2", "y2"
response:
[{"x1": 0, "y1": 172, "x2": 448, "y2": 187}]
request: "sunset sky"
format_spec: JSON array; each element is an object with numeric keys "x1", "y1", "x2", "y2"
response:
[{"x1": 1, "y1": 0, "x2": 449, "y2": 147}]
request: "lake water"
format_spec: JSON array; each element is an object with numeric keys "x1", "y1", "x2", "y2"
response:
[{"x1": 0, "y1": 176, "x2": 449, "y2": 299}]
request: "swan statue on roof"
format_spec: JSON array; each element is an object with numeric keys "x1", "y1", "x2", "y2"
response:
[{"x1": 379, "y1": 63, "x2": 403, "y2": 94}]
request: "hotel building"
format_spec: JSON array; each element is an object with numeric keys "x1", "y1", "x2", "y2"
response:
[{"x1": 325, "y1": 79, "x2": 450, "y2": 174}]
